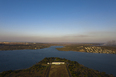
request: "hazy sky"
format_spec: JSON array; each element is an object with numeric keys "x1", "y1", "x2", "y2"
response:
[{"x1": 0, "y1": 0, "x2": 116, "y2": 43}]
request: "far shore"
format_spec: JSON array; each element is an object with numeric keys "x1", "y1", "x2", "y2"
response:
[
  {"x1": 0, "y1": 42, "x2": 98, "y2": 51},
  {"x1": 1, "y1": 42, "x2": 115, "y2": 54},
  {"x1": 56, "y1": 44, "x2": 116, "y2": 54},
  {"x1": 0, "y1": 42, "x2": 66, "y2": 51}
]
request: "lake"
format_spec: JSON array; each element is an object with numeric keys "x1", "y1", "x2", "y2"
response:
[{"x1": 0, "y1": 46, "x2": 116, "y2": 76}]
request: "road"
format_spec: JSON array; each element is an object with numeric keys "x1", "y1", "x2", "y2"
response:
[{"x1": 46, "y1": 64, "x2": 51, "y2": 77}]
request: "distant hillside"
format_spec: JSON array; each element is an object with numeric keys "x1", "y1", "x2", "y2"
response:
[{"x1": 0, "y1": 42, "x2": 66, "y2": 51}]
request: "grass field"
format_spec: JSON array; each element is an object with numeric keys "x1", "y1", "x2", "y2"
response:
[{"x1": 49, "y1": 64, "x2": 69, "y2": 77}]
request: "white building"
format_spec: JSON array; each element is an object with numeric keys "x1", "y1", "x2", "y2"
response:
[{"x1": 47, "y1": 62, "x2": 65, "y2": 65}]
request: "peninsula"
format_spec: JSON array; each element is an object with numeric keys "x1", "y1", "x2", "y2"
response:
[
  {"x1": 0, "y1": 57, "x2": 114, "y2": 77},
  {"x1": 56, "y1": 44, "x2": 116, "y2": 54}
]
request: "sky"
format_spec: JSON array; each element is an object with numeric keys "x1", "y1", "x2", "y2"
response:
[{"x1": 0, "y1": 0, "x2": 116, "y2": 43}]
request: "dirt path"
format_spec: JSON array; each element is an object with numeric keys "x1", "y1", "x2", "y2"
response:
[
  {"x1": 46, "y1": 65, "x2": 51, "y2": 77},
  {"x1": 48, "y1": 64, "x2": 69, "y2": 77}
]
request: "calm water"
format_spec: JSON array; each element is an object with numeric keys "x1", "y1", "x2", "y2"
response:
[{"x1": 0, "y1": 46, "x2": 116, "y2": 76}]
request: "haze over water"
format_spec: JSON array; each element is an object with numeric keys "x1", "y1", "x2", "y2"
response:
[{"x1": 0, "y1": 0, "x2": 116, "y2": 43}]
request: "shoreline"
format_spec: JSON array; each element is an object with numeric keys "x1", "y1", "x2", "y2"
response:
[{"x1": 0, "y1": 42, "x2": 68, "y2": 51}]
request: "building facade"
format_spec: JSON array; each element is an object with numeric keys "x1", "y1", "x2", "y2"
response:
[{"x1": 47, "y1": 62, "x2": 65, "y2": 65}]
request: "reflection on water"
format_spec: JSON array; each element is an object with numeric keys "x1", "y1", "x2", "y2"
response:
[{"x1": 0, "y1": 46, "x2": 116, "y2": 76}]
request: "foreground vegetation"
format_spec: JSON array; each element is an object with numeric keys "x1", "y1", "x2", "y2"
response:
[
  {"x1": 0, "y1": 61, "x2": 50, "y2": 77},
  {"x1": 56, "y1": 44, "x2": 116, "y2": 54},
  {"x1": 0, "y1": 57, "x2": 114, "y2": 77}
]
